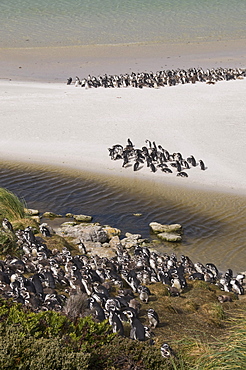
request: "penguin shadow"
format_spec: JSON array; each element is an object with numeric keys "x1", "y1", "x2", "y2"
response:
[
  {"x1": 123, "y1": 163, "x2": 132, "y2": 169},
  {"x1": 134, "y1": 165, "x2": 144, "y2": 172}
]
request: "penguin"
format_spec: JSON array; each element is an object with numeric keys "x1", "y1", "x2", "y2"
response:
[
  {"x1": 199, "y1": 160, "x2": 206, "y2": 170},
  {"x1": 125, "y1": 310, "x2": 146, "y2": 341},
  {"x1": 67, "y1": 77, "x2": 72, "y2": 85},
  {"x1": 138, "y1": 285, "x2": 150, "y2": 303},
  {"x1": 127, "y1": 138, "x2": 134, "y2": 147},
  {"x1": 77, "y1": 239, "x2": 87, "y2": 254},
  {"x1": 177, "y1": 171, "x2": 188, "y2": 177},
  {"x1": 150, "y1": 163, "x2": 156, "y2": 173},
  {"x1": 160, "y1": 343, "x2": 175, "y2": 358},
  {"x1": 75, "y1": 76, "x2": 81, "y2": 87},
  {"x1": 176, "y1": 161, "x2": 182, "y2": 172},
  {"x1": 187, "y1": 155, "x2": 196, "y2": 166},
  {"x1": 2, "y1": 218, "x2": 14, "y2": 233},
  {"x1": 133, "y1": 161, "x2": 140, "y2": 172},
  {"x1": 39, "y1": 223, "x2": 51, "y2": 237},
  {"x1": 147, "y1": 308, "x2": 159, "y2": 328},
  {"x1": 108, "y1": 309, "x2": 124, "y2": 336},
  {"x1": 162, "y1": 167, "x2": 172, "y2": 173},
  {"x1": 217, "y1": 295, "x2": 232, "y2": 303}
]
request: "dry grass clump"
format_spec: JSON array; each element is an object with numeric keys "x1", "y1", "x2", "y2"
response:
[
  {"x1": 12, "y1": 217, "x2": 39, "y2": 232},
  {"x1": 41, "y1": 234, "x2": 78, "y2": 255},
  {"x1": 63, "y1": 292, "x2": 91, "y2": 320}
]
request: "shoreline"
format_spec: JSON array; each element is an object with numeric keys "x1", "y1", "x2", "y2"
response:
[
  {"x1": 0, "y1": 38, "x2": 246, "y2": 83},
  {"x1": 1, "y1": 78, "x2": 246, "y2": 197}
]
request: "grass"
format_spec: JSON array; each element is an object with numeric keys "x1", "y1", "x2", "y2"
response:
[
  {"x1": 0, "y1": 187, "x2": 26, "y2": 221},
  {"x1": 0, "y1": 187, "x2": 245, "y2": 369},
  {"x1": 192, "y1": 313, "x2": 246, "y2": 370}
]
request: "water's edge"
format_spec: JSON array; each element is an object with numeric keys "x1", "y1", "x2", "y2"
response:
[{"x1": 0, "y1": 159, "x2": 245, "y2": 274}]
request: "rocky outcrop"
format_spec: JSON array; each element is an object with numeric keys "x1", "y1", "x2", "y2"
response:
[
  {"x1": 73, "y1": 214, "x2": 93, "y2": 222},
  {"x1": 149, "y1": 222, "x2": 182, "y2": 242},
  {"x1": 120, "y1": 232, "x2": 148, "y2": 249},
  {"x1": 42, "y1": 211, "x2": 62, "y2": 218},
  {"x1": 149, "y1": 222, "x2": 182, "y2": 234},
  {"x1": 56, "y1": 222, "x2": 108, "y2": 244},
  {"x1": 156, "y1": 232, "x2": 182, "y2": 242},
  {"x1": 103, "y1": 226, "x2": 121, "y2": 239}
]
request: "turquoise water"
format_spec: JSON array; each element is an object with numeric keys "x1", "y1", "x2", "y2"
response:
[{"x1": 0, "y1": 0, "x2": 246, "y2": 48}]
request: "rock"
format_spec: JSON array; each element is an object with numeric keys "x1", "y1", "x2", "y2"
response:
[
  {"x1": 56, "y1": 223, "x2": 108, "y2": 243},
  {"x1": 42, "y1": 211, "x2": 62, "y2": 218},
  {"x1": 60, "y1": 221, "x2": 78, "y2": 227},
  {"x1": 108, "y1": 236, "x2": 122, "y2": 249},
  {"x1": 125, "y1": 232, "x2": 142, "y2": 239},
  {"x1": 149, "y1": 222, "x2": 182, "y2": 234},
  {"x1": 73, "y1": 214, "x2": 93, "y2": 222},
  {"x1": 85, "y1": 242, "x2": 117, "y2": 258},
  {"x1": 121, "y1": 232, "x2": 143, "y2": 249},
  {"x1": 103, "y1": 226, "x2": 121, "y2": 239},
  {"x1": 156, "y1": 232, "x2": 182, "y2": 242},
  {"x1": 30, "y1": 216, "x2": 41, "y2": 223},
  {"x1": 25, "y1": 208, "x2": 39, "y2": 216},
  {"x1": 65, "y1": 213, "x2": 74, "y2": 218}
]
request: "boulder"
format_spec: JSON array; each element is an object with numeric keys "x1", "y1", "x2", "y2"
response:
[
  {"x1": 149, "y1": 222, "x2": 182, "y2": 234},
  {"x1": 65, "y1": 213, "x2": 74, "y2": 218},
  {"x1": 121, "y1": 232, "x2": 143, "y2": 249},
  {"x1": 25, "y1": 208, "x2": 39, "y2": 216},
  {"x1": 108, "y1": 236, "x2": 122, "y2": 249},
  {"x1": 156, "y1": 232, "x2": 182, "y2": 242},
  {"x1": 103, "y1": 226, "x2": 121, "y2": 239},
  {"x1": 73, "y1": 214, "x2": 93, "y2": 222},
  {"x1": 56, "y1": 223, "x2": 108, "y2": 243},
  {"x1": 42, "y1": 211, "x2": 62, "y2": 218}
]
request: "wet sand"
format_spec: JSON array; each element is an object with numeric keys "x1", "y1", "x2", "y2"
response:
[{"x1": 0, "y1": 38, "x2": 246, "y2": 82}]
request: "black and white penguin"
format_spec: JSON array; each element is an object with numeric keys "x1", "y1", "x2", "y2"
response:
[
  {"x1": 133, "y1": 161, "x2": 140, "y2": 171},
  {"x1": 147, "y1": 308, "x2": 159, "y2": 328},
  {"x1": 77, "y1": 239, "x2": 87, "y2": 254},
  {"x1": 160, "y1": 343, "x2": 175, "y2": 358},
  {"x1": 187, "y1": 155, "x2": 196, "y2": 167},
  {"x1": 125, "y1": 310, "x2": 146, "y2": 341},
  {"x1": 199, "y1": 160, "x2": 206, "y2": 170},
  {"x1": 67, "y1": 77, "x2": 72, "y2": 85},
  {"x1": 108, "y1": 309, "x2": 124, "y2": 336},
  {"x1": 138, "y1": 285, "x2": 150, "y2": 303},
  {"x1": 2, "y1": 218, "x2": 14, "y2": 233},
  {"x1": 39, "y1": 223, "x2": 51, "y2": 237},
  {"x1": 177, "y1": 171, "x2": 188, "y2": 177}
]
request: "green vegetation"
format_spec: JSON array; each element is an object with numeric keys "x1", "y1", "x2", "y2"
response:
[
  {"x1": 0, "y1": 188, "x2": 26, "y2": 221},
  {"x1": 0, "y1": 187, "x2": 245, "y2": 369}
]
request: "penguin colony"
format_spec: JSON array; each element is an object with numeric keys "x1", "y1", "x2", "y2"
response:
[
  {"x1": 67, "y1": 67, "x2": 246, "y2": 88},
  {"x1": 108, "y1": 138, "x2": 206, "y2": 177},
  {"x1": 0, "y1": 218, "x2": 245, "y2": 357}
]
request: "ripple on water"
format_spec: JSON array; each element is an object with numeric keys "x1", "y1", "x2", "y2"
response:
[{"x1": 0, "y1": 161, "x2": 245, "y2": 274}]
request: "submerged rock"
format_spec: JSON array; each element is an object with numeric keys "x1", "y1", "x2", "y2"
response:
[
  {"x1": 73, "y1": 214, "x2": 93, "y2": 222},
  {"x1": 149, "y1": 222, "x2": 182, "y2": 234},
  {"x1": 42, "y1": 211, "x2": 62, "y2": 218},
  {"x1": 156, "y1": 232, "x2": 182, "y2": 242}
]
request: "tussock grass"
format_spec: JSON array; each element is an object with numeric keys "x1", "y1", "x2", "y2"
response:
[
  {"x1": 0, "y1": 188, "x2": 26, "y2": 221},
  {"x1": 193, "y1": 313, "x2": 246, "y2": 370}
]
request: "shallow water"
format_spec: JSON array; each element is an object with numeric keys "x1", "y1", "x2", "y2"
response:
[
  {"x1": 0, "y1": 162, "x2": 245, "y2": 274},
  {"x1": 0, "y1": 0, "x2": 246, "y2": 48}
]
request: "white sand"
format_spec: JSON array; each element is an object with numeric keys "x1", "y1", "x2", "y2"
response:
[{"x1": 0, "y1": 78, "x2": 246, "y2": 195}]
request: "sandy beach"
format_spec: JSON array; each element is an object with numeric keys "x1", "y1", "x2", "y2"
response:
[{"x1": 0, "y1": 67, "x2": 246, "y2": 195}]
